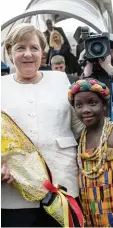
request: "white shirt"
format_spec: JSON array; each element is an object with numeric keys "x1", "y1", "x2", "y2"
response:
[{"x1": 1, "y1": 71, "x2": 79, "y2": 209}]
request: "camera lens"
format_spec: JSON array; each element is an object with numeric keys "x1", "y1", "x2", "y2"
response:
[
  {"x1": 91, "y1": 42, "x2": 103, "y2": 54},
  {"x1": 85, "y1": 35, "x2": 110, "y2": 59},
  {"x1": 88, "y1": 40, "x2": 107, "y2": 58}
]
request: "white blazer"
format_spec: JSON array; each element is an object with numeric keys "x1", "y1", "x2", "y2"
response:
[{"x1": 1, "y1": 71, "x2": 83, "y2": 209}]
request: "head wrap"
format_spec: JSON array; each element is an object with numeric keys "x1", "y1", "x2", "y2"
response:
[{"x1": 68, "y1": 78, "x2": 110, "y2": 106}]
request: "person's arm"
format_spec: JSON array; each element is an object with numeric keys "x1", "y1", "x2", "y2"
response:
[
  {"x1": 80, "y1": 61, "x2": 93, "y2": 79},
  {"x1": 60, "y1": 43, "x2": 70, "y2": 55},
  {"x1": 108, "y1": 129, "x2": 113, "y2": 148},
  {"x1": 99, "y1": 55, "x2": 113, "y2": 76},
  {"x1": 71, "y1": 106, "x2": 84, "y2": 139},
  {"x1": 78, "y1": 49, "x2": 93, "y2": 79}
]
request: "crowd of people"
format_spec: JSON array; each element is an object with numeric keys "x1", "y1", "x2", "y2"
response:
[{"x1": 1, "y1": 21, "x2": 113, "y2": 227}]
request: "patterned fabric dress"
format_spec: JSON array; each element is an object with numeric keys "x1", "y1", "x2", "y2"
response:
[{"x1": 79, "y1": 145, "x2": 113, "y2": 227}]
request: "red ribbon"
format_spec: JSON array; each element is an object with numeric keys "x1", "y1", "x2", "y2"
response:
[
  {"x1": 68, "y1": 207, "x2": 74, "y2": 227},
  {"x1": 44, "y1": 180, "x2": 84, "y2": 227},
  {"x1": 44, "y1": 180, "x2": 58, "y2": 193},
  {"x1": 66, "y1": 195, "x2": 84, "y2": 227}
]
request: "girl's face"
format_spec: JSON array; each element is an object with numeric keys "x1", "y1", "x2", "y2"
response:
[{"x1": 74, "y1": 91, "x2": 105, "y2": 128}]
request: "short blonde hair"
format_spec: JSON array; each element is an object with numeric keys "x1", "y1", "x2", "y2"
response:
[
  {"x1": 49, "y1": 30, "x2": 64, "y2": 48},
  {"x1": 5, "y1": 23, "x2": 47, "y2": 56}
]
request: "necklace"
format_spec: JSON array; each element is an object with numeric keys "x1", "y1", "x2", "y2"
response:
[
  {"x1": 77, "y1": 118, "x2": 113, "y2": 179},
  {"x1": 13, "y1": 72, "x2": 43, "y2": 84}
]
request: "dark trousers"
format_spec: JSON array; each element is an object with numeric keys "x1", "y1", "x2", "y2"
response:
[
  {"x1": 1, "y1": 198, "x2": 82, "y2": 227},
  {"x1": 1, "y1": 207, "x2": 61, "y2": 227}
]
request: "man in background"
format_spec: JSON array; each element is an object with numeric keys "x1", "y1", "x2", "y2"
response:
[{"x1": 51, "y1": 55, "x2": 79, "y2": 84}]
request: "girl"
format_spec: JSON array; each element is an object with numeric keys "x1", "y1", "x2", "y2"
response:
[{"x1": 68, "y1": 78, "x2": 113, "y2": 227}]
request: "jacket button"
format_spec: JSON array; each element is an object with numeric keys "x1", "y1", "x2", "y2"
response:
[
  {"x1": 28, "y1": 99, "x2": 34, "y2": 103},
  {"x1": 29, "y1": 129, "x2": 37, "y2": 134},
  {"x1": 28, "y1": 113, "x2": 36, "y2": 117}
]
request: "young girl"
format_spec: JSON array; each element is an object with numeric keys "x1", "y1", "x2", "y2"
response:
[{"x1": 68, "y1": 78, "x2": 113, "y2": 227}]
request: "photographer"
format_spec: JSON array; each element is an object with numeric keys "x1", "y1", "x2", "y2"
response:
[
  {"x1": 77, "y1": 33, "x2": 113, "y2": 118},
  {"x1": 78, "y1": 36, "x2": 113, "y2": 90}
]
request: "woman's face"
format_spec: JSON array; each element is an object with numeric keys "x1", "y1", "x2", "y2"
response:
[
  {"x1": 11, "y1": 34, "x2": 42, "y2": 78},
  {"x1": 74, "y1": 91, "x2": 105, "y2": 128},
  {"x1": 53, "y1": 33, "x2": 60, "y2": 42}
]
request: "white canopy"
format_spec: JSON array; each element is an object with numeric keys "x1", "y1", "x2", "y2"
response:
[{"x1": 1, "y1": 0, "x2": 113, "y2": 68}]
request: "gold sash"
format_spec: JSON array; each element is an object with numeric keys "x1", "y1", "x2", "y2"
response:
[
  {"x1": 1, "y1": 111, "x2": 84, "y2": 227},
  {"x1": 1, "y1": 111, "x2": 50, "y2": 201}
]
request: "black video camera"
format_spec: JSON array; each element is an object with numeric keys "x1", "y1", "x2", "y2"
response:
[{"x1": 84, "y1": 32, "x2": 111, "y2": 61}]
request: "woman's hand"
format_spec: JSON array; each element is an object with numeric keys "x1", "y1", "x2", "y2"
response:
[{"x1": 1, "y1": 162, "x2": 14, "y2": 184}]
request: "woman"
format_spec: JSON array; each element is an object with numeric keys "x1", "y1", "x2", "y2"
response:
[
  {"x1": 1, "y1": 23, "x2": 83, "y2": 227},
  {"x1": 47, "y1": 30, "x2": 79, "y2": 74},
  {"x1": 68, "y1": 78, "x2": 113, "y2": 227}
]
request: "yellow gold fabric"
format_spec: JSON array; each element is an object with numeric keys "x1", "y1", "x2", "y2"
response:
[
  {"x1": 44, "y1": 194, "x2": 67, "y2": 227},
  {"x1": 1, "y1": 112, "x2": 76, "y2": 227},
  {"x1": 44, "y1": 191, "x2": 69, "y2": 227},
  {"x1": 1, "y1": 111, "x2": 49, "y2": 201}
]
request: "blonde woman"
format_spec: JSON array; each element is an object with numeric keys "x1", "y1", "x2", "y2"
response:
[
  {"x1": 1, "y1": 23, "x2": 83, "y2": 227},
  {"x1": 44, "y1": 19, "x2": 70, "y2": 47},
  {"x1": 49, "y1": 30, "x2": 64, "y2": 50},
  {"x1": 47, "y1": 30, "x2": 79, "y2": 74}
]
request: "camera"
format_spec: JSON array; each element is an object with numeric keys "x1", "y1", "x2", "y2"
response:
[
  {"x1": 76, "y1": 26, "x2": 111, "y2": 63},
  {"x1": 84, "y1": 32, "x2": 110, "y2": 61},
  {"x1": 85, "y1": 34, "x2": 110, "y2": 60}
]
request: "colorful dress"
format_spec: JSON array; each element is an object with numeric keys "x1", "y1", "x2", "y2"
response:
[{"x1": 79, "y1": 122, "x2": 113, "y2": 227}]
